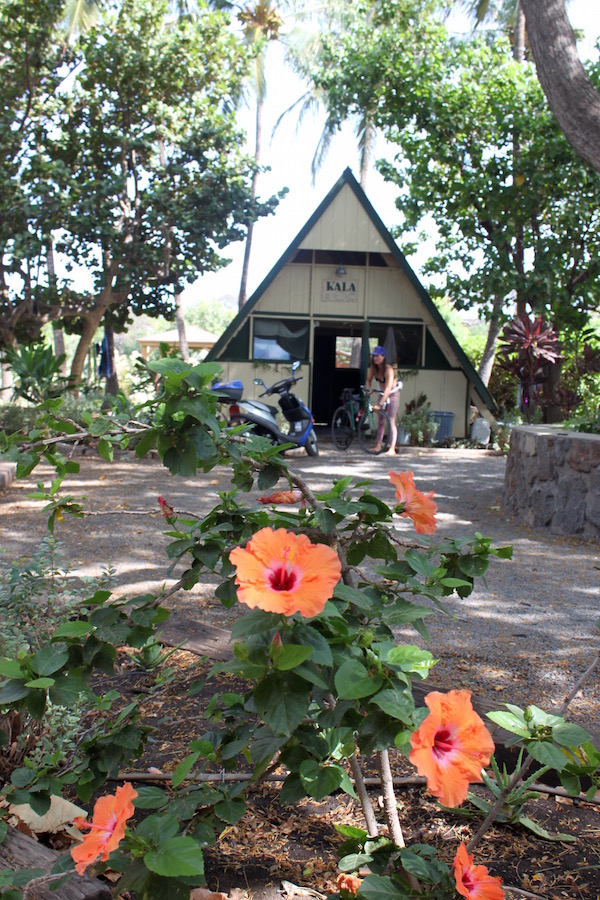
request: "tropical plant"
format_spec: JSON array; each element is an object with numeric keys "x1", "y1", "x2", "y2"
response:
[
  {"x1": 497, "y1": 314, "x2": 562, "y2": 422},
  {"x1": 0, "y1": 342, "x2": 73, "y2": 404}
]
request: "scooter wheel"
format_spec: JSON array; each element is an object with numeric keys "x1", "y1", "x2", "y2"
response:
[{"x1": 305, "y1": 430, "x2": 319, "y2": 457}]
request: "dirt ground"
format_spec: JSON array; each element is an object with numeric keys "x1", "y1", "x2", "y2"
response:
[{"x1": 1, "y1": 442, "x2": 600, "y2": 899}]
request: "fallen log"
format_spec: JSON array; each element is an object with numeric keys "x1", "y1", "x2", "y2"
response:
[{"x1": 0, "y1": 826, "x2": 111, "y2": 899}]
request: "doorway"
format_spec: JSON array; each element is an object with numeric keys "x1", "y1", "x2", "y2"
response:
[{"x1": 312, "y1": 324, "x2": 364, "y2": 424}]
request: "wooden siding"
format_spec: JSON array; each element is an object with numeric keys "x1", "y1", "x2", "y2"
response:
[
  {"x1": 299, "y1": 185, "x2": 388, "y2": 253},
  {"x1": 365, "y1": 267, "x2": 424, "y2": 320},
  {"x1": 400, "y1": 369, "x2": 467, "y2": 437},
  {"x1": 258, "y1": 265, "x2": 312, "y2": 315}
]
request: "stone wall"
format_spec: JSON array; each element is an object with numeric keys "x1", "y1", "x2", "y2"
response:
[{"x1": 504, "y1": 425, "x2": 600, "y2": 538}]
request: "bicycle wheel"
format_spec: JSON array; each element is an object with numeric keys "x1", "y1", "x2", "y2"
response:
[
  {"x1": 331, "y1": 406, "x2": 354, "y2": 450},
  {"x1": 358, "y1": 408, "x2": 391, "y2": 455}
]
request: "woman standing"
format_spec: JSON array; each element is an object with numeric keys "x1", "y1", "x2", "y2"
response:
[{"x1": 365, "y1": 345, "x2": 401, "y2": 455}]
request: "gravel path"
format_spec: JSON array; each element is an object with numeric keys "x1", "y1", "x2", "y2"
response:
[{"x1": 1, "y1": 442, "x2": 598, "y2": 730}]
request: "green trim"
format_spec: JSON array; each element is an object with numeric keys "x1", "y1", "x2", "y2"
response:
[{"x1": 207, "y1": 167, "x2": 496, "y2": 413}]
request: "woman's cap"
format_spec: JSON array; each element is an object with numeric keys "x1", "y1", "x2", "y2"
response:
[{"x1": 372, "y1": 346, "x2": 386, "y2": 356}]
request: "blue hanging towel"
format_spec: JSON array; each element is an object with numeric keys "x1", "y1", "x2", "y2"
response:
[{"x1": 98, "y1": 334, "x2": 112, "y2": 378}]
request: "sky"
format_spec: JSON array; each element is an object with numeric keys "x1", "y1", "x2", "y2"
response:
[{"x1": 183, "y1": 2, "x2": 600, "y2": 312}]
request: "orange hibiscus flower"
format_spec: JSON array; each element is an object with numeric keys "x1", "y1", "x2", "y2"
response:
[
  {"x1": 229, "y1": 527, "x2": 341, "y2": 618},
  {"x1": 409, "y1": 690, "x2": 494, "y2": 807},
  {"x1": 258, "y1": 489, "x2": 304, "y2": 505},
  {"x1": 388, "y1": 471, "x2": 437, "y2": 535},
  {"x1": 454, "y1": 843, "x2": 505, "y2": 899},
  {"x1": 71, "y1": 782, "x2": 137, "y2": 875}
]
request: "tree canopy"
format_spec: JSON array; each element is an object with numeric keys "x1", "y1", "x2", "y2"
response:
[
  {"x1": 1, "y1": 0, "x2": 280, "y2": 383},
  {"x1": 312, "y1": 0, "x2": 600, "y2": 333}
]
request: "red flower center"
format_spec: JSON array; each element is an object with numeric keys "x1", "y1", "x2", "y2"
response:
[
  {"x1": 269, "y1": 565, "x2": 297, "y2": 591},
  {"x1": 461, "y1": 869, "x2": 475, "y2": 891},
  {"x1": 432, "y1": 727, "x2": 454, "y2": 758}
]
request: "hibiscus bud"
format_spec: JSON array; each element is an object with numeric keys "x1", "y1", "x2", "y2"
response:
[
  {"x1": 336, "y1": 873, "x2": 361, "y2": 896},
  {"x1": 157, "y1": 496, "x2": 175, "y2": 519},
  {"x1": 258, "y1": 489, "x2": 304, "y2": 505},
  {"x1": 269, "y1": 632, "x2": 283, "y2": 656}
]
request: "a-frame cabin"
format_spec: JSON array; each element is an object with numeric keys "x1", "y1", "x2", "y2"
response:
[{"x1": 207, "y1": 168, "x2": 495, "y2": 437}]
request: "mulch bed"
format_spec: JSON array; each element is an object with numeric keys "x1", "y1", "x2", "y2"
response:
[{"x1": 92, "y1": 649, "x2": 600, "y2": 900}]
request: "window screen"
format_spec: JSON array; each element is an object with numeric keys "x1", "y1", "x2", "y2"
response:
[{"x1": 252, "y1": 318, "x2": 309, "y2": 361}]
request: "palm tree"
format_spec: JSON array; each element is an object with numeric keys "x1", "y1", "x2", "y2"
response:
[{"x1": 235, "y1": 0, "x2": 284, "y2": 308}]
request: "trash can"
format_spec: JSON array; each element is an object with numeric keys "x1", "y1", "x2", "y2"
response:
[{"x1": 431, "y1": 411, "x2": 455, "y2": 441}]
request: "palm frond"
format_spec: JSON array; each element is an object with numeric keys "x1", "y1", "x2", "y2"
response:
[{"x1": 61, "y1": 0, "x2": 103, "y2": 38}]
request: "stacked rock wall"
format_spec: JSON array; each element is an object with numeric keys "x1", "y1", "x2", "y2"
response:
[{"x1": 504, "y1": 426, "x2": 600, "y2": 538}]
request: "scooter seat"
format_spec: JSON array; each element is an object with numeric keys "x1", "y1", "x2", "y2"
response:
[{"x1": 243, "y1": 399, "x2": 279, "y2": 418}]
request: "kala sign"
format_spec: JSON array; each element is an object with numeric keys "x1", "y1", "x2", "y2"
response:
[{"x1": 322, "y1": 278, "x2": 358, "y2": 302}]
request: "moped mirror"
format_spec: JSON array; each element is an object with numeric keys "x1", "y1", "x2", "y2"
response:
[
  {"x1": 253, "y1": 378, "x2": 266, "y2": 387},
  {"x1": 291, "y1": 360, "x2": 300, "y2": 372}
]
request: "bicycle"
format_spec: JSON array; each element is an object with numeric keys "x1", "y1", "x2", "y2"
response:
[{"x1": 331, "y1": 386, "x2": 391, "y2": 454}]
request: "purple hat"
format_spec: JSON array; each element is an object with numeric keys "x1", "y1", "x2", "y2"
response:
[{"x1": 372, "y1": 346, "x2": 386, "y2": 356}]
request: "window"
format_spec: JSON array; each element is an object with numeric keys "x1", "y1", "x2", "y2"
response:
[
  {"x1": 252, "y1": 318, "x2": 309, "y2": 361},
  {"x1": 335, "y1": 336, "x2": 362, "y2": 368},
  {"x1": 369, "y1": 325, "x2": 423, "y2": 367}
]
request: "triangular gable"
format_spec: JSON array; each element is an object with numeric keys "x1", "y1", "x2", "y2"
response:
[{"x1": 207, "y1": 168, "x2": 496, "y2": 413}]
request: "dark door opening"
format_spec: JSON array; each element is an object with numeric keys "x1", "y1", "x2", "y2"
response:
[{"x1": 312, "y1": 326, "x2": 364, "y2": 425}]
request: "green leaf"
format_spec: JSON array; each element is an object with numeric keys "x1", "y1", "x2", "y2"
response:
[
  {"x1": 97, "y1": 438, "x2": 114, "y2": 462},
  {"x1": 370, "y1": 688, "x2": 414, "y2": 723},
  {"x1": 53, "y1": 621, "x2": 94, "y2": 639},
  {"x1": 314, "y1": 508, "x2": 337, "y2": 534},
  {"x1": 171, "y1": 752, "x2": 200, "y2": 788},
  {"x1": 0, "y1": 680, "x2": 30, "y2": 703},
  {"x1": 299, "y1": 760, "x2": 344, "y2": 800},
  {"x1": 384, "y1": 645, "x2": 436, "y2": 675},
  {"x1": 257, "y1": 465, "x2": 281, "y2": 490},
  {"x1": 333, "y1": 583, "x2": 373, "y2": 611},
  {"x1": 358, "y1": 875, "x2": 404, "y2": 900},
  {"x1": 291, "y1": 625, "x2": 333, "y2": 666},
  {"x1": 135, "y1": 428, "x2": 158, "y2": 458},
  {"x1": 526, "y1": 740, "x2": 568, "y2": 771},
  {"x1": 253, "y1": 673, "x2": 310, "y2": 736},
  {"x1": 0, "y1": 659, "x2": 25, "y2": 679},
  {"x1": 552, "y1": 723, "x2": 592, "y2": 748},
  {"x1": 338, "y1": 853, "x2": 374, "y2": 873},
  {"x1": 215, "y1": 796, "x2": 246, "y2": 824},
  {"x1": 335, "y1": 660, "x2": 383, "y2": 699},
  {"x1": 272, "y1": 644, "x2": 313, "y2": 671},
  {"x1": 134, "y1": 786, "x2": 169, "y2": 809},
  {"x1": 518, "y1": 815, "x2": 575, "y2": 842},
  {"x1": 31, "y1": 647, "x2": 69, "y2": 676},
  {"x1": 144, "y1": 836, "x2": 205, "y2": 877},
  {"x1": 24, "y1": 677, "x2": 54, "y2": 689}
]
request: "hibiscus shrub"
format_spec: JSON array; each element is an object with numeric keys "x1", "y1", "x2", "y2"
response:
[{"x1": 0, "y1": 358, "x2": 598, "y2": 900}]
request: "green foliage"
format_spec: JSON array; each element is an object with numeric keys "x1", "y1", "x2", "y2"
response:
[
  {"x1": 314, "y1": 1, "x2": 600, "y2": 397},
  {"x1": 0, "y1": 342, "x2": 73, "y2": 404},
  {"x1": 399, "y1": 395, "x2": 436, "y2": 446},
  {"x1": 0, "y1": 0, "x2": 281, "y2": 384}
]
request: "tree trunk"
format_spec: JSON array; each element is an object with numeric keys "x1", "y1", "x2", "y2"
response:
[
  {"x1": 520, "y1": 0, "x2": 600, "y2": 175},
  {"x1": 47, "y1": 241, "x2": 67, "y2": 375},
  {"x1": 478, "y1": 295, "x2": 504, "y2": 387},
  {"x1": 359, "y1": 119, "x2": 376, "y2": 189},
  {"x1": 0, "y1": 362, "x2": 13, "y2": 401},
  {"x1": 175, "y1": 292, "x2": 189, "y2": 359},
  {"x1": 69, "y1": 299, "x2": 112, "y2": 389},
  {"x1": 544, "y1": 359, "x2": 564, "y2": 423},
  {"x1": 52, "y1": 323, "x2": 67, "y2": 374},
  {"x1": 238, "y1": 96, "x2": 263, "y2": 310}
]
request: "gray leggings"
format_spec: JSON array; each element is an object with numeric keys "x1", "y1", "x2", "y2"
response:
[{"x1": 376, "y1": 389, "x2": 401, "y2": 442}]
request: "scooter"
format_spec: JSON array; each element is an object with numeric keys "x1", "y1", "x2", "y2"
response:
[{"x1": 212, "y1": 361, "x2": 318, "y2": 457}]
